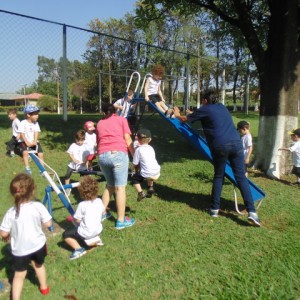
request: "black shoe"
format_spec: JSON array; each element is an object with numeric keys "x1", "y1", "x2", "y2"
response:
[
  {"x1": 137, "y1": 191, "x2": 146, "y2": 201},
  {"x1": 146, "y1": 186, "x2": 155, "y2": 198},
  {"x1": 5, "y1": 152, "x2": 12, "y2": 157}
]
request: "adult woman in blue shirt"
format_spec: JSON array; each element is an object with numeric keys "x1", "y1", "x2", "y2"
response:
[{"x1": 173, "y1": 92, "x2": 260, "y2": 226}]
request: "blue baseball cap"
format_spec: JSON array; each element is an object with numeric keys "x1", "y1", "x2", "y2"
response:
[{"x1": 24, "y1": 105, "x2": 40, "y2": 114}]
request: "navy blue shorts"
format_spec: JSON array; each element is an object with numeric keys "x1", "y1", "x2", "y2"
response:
[{"x1": 12, "y1": 243, "x2": 47, "y2": 272}]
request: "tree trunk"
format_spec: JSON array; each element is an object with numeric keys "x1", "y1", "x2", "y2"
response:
[{"x1": 253, "y1": 0, "x2": 300, "y2": 178}]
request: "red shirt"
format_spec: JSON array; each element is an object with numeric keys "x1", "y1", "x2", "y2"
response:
[{"x1": 96, "y1": 114, "x2": 131, "y2": 155}]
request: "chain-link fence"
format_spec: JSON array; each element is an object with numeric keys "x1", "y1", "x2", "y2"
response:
[{"x1": 0, "y1": 10, "x2": 219, "y2": 119}]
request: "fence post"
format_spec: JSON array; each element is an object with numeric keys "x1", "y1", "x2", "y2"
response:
[
  {"x1": 62, "y1": 24, "x2": 68, "y2": 121},
  {"x1": 185, "y1": 53, "x2": 190, "y2": 111}
]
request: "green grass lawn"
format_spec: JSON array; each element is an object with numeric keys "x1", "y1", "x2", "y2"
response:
[{"x1": 0, "y1": 112, "x2": 299, "y2": 299}]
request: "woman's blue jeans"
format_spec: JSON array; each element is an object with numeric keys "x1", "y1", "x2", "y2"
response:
[
  {"x1": 98, "y1": 151, "x2": 129, "y2": 187},
  {"x1": 210, "y1": 141, "x2": 256, "y2": 213}
]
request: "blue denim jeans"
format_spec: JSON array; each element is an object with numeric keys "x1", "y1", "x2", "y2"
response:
[
  {"x1": 210, "y1": 141, "x2": 255, "y2": 212},
  {"x1": 98, "y1": 151, "x2": 129, "y2": 187}
]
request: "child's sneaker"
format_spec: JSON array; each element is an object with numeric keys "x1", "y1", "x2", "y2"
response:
[
  {"x1": 96, "y1": 238, "x2": 104, "y2": 246},
  {"x1": 66, "y1": 215, "x2": 74, "y2": 222},
  {"x1": 69, "y1": 247, "x2": 87, "y2": 260},
  {"x1": 115, "y1": 217, "x2": 135, "y2": 230},
  {"x1": 39, "y1": 286, "x2": 50, "y2": 295},
  {"x1": 248, "y1": 212, "x2": 261, "y2": 227},
  {"x1": 65, "y1": 188, "x2": 71, "y2": 196},
  {"x1": 146, "y1": 186, "x2": 155, "y2": 198},
  {"x1": 102, "y1": 211, "x2": 112, "y2": 221},
  {"x1": 25, "y1": 167, "x2": 32, "y2": 175},
  {"x1": 137, "y1": 191, "x2": 146, "y2": 201},
  {"x1": 84, "y1": 236, "x2": 104, "y2": 246}
]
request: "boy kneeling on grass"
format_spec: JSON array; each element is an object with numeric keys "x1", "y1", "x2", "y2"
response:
[
  {"x1": 131, "y1": 129, "x2": 161, "y2": 201},
  {"x1": 63, "y1": 175, "x2": 105, "y2": 260}
]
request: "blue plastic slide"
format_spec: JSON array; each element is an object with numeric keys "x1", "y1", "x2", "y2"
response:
[{"x1": 139, "y1": 100, "x2": 265, "y2": 202}]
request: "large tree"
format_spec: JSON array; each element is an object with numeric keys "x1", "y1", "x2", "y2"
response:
[{"x1": 136, "y1": 0, "x2": 300, "y2": 178}]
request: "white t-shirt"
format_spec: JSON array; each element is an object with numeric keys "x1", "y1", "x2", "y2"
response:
[
  {"x1": 147, "y1": 76, "x2": 161, "y2": 96},
  {"x1": 289, "y1": 140, "x2": 300, "y2": 167},
  {"x1": 67, "y1": 143, "x2": 90, "y2": 171},
  {"x1": 84, "y1": 132, "x2": 97, "y2": 154},
  {"x1": 114, "y1": 98, "x2": 131, "y2": 117},
  {"x1": 74, "y1": 198, "x2": 105, "y2": 239},
  {"x1": 241, "y1": 133, "x2": 253, "y2": 159},
  {"x1": 18, "y1": 119, "x2": 41, "y2": 143},
  {"x1": 12, "y1": 118, "x2": 21, "y2": 138},
  {"x1": 0, "y1": 201, "x2": 52, "y2": 256},
  {"x1": 133, "y1": 144, "x2": 161, "y2": 178}
]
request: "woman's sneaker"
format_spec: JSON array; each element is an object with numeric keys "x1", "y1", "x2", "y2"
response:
[
  {"x1": 248, "y1": 212, "x2": 261, "y2": 227},
  {"x1": 115, "y1": 217, "x2": 135, "y2": 230},
  {"x1": 210, "y1": 209, "x2": 219, "y2": 217},
  {"x1": 69, "y1": 247, "x2": 87, "y2": 260}
]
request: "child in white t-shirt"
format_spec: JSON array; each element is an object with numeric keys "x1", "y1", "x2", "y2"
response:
[
  {"x1": 5, "y1": 108, "x2": 21, "y2": 157},
  {"x1": 144, "y1": 64, "x2": 174, "y2": 118},
  {"x1": 237, "y1": 121, "x2": 253, "y2": 176},
  {"x1": 131, "y1": 129, "x2": 161, "y2": 201},
  {"x1": 0, "y1": 173, "x2": 52, "y2": 298},
  {"x1": 278, "y1": 128, "x2": 300, "y2": 185},
  {"x1": 17, "y1": 105, "x2": 44, "y2": 175},
  {"x1": 113, "y1": 89, "x2": 135, "y2": 118},
  {"x1": 63, "y1": 175, "x2": 105, "y2": 260},
  {"x1": 83, "y1": 121, "x2": 97, "y2": 171},
  {"x1": 65, "y1": 130, "x2": 90, "y2": 195}
]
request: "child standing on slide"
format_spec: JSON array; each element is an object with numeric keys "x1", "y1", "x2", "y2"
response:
[{"x1": 0, "y1": 173, "x2": 52, "y2": 299}]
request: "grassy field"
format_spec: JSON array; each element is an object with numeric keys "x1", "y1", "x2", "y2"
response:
[{"x1": 0, "y1": 111, "x2": 299, "y2": 299}]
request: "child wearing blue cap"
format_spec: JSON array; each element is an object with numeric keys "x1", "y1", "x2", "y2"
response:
[{"x1": 16, "y1": 105, "x2": 44, "y2": 175}]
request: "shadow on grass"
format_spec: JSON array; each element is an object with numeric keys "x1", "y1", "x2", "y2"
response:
[
  {"x1": 0, "y1": 244, "x2": 13, "y2": 284},
  {"x1": 154, "y1": 182, "x2": 254, "y2": 226},
  {"x1": 0, "y1": 243, "x2": 50, "y2": 295}
]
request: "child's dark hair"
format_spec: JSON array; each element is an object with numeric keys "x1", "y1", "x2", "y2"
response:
[
  {"x1": 237, "y1": 121, "x2": 250, "y2": 130},
  {"x1": 7, "y1": 108, "x2": 18, "y2": 115},
  {"x1": 77, "y1": 176, "x2": 99, "y2": 200},
  {"x1": 101, "y1": 103, "x2": 116, "y2": 119},
  {"x1": 152, "y1": 64, "x2": 165, "y2": 77},
  {"x1": 10, "y1": 173, "x2": 36, "y2": 218},
  {"x1": 75, "y1": 130, "x2": 85, "y2": 142}
]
